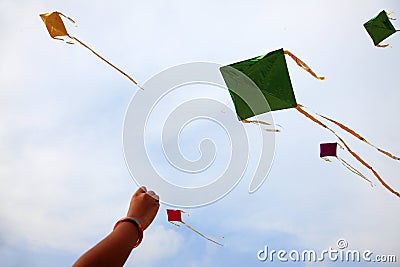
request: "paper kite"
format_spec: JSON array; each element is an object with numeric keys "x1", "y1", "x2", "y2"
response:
[
  {"x1": 167, "y1": 209, "x2": 224, "y2": 246},
  {"x1": 40, "y1": 11, "x2": 142, "y2": 89},
  {"x1": 220, "y1": 48, "x2": 400, "y2": 198},
  {"x1": 320, "y1": 143, "x2": 373, "y2": 187},
  {"x1": 364, "y1": 10, "x2": 399, "y2": 47}
]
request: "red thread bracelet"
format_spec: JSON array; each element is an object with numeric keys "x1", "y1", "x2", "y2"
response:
[{"x1": 113, "y1": 217, "x2": 144, "y2": 248}]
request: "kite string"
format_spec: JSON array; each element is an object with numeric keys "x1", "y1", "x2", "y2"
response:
[
  {"x1": 296, "y1": 104, "x2": 400, "y2": 198},
  {"x1": 68, "y1": 36, "x2": 143, "y2": 90}
]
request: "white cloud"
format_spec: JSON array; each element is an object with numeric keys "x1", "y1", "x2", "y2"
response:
[{"x1": 127, "y1": 225, "x2": 183, "y2": 267}]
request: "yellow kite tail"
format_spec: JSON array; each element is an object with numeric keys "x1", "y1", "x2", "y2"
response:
[
  {"x1": 317, "y1": 113, "x2": 400, "y2": 161},
  {"x1": 386, "y1": 12, "x2": 396, "y2": 20},
  {"x1": 284, "y1": 50, "x2": 325, "y2": 80},
  {"x1": 182, "y1": 222, "x2": 224, "y2": 246},
  {"x1": 322, "y1": 157, "x2": 332, "y2": 162},
  {"x1": 70, "y1": 36, "x2": 143, "y2": 90},
  {"x1": 296, "y1": 104, "x2": 400, "y2": 199},
  {"x1": 57, "y1": 12, "x2": 76, "y2": 25}
]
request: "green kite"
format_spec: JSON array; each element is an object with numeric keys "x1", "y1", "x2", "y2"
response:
[
  {"x1": 219, "y1": 48, "x2": 400, "y2": 198},
  {"x1": 364, "y1": 10, "x2": 399, "y2": 47}
]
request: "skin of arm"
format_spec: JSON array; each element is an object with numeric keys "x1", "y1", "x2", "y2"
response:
[{"x1": 72, "y1": 186, "x2": 160, "y2": 267}]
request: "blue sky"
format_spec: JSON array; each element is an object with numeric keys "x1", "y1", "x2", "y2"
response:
[{"x1": 0, "y1": 0, "x2": 399, "y2": 266}]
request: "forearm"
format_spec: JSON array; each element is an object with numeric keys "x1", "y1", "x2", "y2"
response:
[
  {"x1": 72, "y1": 222, "x2": 139, "y2": 267},
  {"x1": 72, "y1": 186, "x2": 159, "y2": 267}
]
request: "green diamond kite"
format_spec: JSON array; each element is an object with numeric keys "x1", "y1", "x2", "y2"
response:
[
  {"x1": 219, "y1": 48, "x2": 324, "y2": 120},
  {"x1": 220, "y1": 49, "x2": 295, "y2": 120},
  {"x1": 364, "y1": 10, "x2": 399, "y2": 47},
  {"x1": 218, "y1": 48, "x2": 400, "y2": 199}
]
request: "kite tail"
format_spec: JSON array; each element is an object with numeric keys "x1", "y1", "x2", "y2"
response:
[
  {"x1": 57, "y1": 11, "x2": 77, "y2": 25},
  {"x1": 347, "y1": 147, "x2": 400, "y2": 198},
  {"x1": 283, "y1": 50, "x2": 325, "y2": 80},
  {"x1": 169, "y1": 221, "x2": 181, "y2": 227},
  {"x1": 295, "y1": 104, "x2": 329, "y2": 129},
  {"x1": 296, "y1": 104, "x2": 400, "y2": 199},
  {"x1": 241, "y1": 119, "x2": 282, "y2": 132},
  {"x1": 386, "y1": 12, "x2": 396, "y2": 20},
  {"x1": 336, "y1": 157, "x2": 374, "y2": 187},
  {"x1": 295, "y1": 104, "x2": 348, "y2": 149},
  {"x1": 53, "y1": 36, "x2": 72, "y2": 43},
  {"x1": 182, "y1": 222, "x2": 224, "y2": 246},
  {"x1": 376, "y1": 44, "x2": 390, "y2": 48},
  {"x1": 70, "y1": 36, "x2": 143, "y2": 90},
  {"x1": 317, "y1": 113, "x2": 400, "y2": 161}
]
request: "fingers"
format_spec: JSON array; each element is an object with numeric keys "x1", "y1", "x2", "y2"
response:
[
  {"x1": 152, "y1": 194, "x2": 160, "y2": 202},
  {"x1": 135, "y1": 186, "x2": 160, "y2": 203},
  {"x1": 128, "y1": 186, "x2": 160, "y2": 230},
  {"x1": 146, "y1": 190, "x2": 156, "y2": 197},
  {"x1": 139, "y1": 186, "x2": 147, "y2": 193},
  {"x1": 146, "y1": 190, "x2": 160, "y2": 203},
  {"x1": 134, "y1": 186, "x2": 147, "y2": 196}
]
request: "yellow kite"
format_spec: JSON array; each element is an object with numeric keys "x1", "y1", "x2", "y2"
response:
[{"x1": 40, "y1": 11, "x2": 142, "y2": 89}]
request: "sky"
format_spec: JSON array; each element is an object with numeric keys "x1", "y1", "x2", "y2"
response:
[{"x1": 0, "y1": 0, "x2": 399, "y2": 266}]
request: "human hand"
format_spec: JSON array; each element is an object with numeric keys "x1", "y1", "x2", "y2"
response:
[{"x1": 127, "y1": 186, "x2": 160, "y2": 230}]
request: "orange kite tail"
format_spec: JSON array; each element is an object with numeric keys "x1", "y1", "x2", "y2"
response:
[
  {"x1": 296, "y1": 104, "x2": 400, "y2": 199},
  {"x1": 317, "y1": 113, "x2": 400, "y2": 160},
  {"x1": 284, "y1": 50, "x2": 325, "y2": 80},
  {"x1": 241, "y1": 119, "x2": 281, "y2": 132}
]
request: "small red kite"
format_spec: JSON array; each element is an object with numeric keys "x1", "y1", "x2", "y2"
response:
[
  {"x1": 320, "y1": 142, "x2": 373, "y2": 187},
  {"x1": 167, "y1": 209, "x2": 224, "y2": 246}
]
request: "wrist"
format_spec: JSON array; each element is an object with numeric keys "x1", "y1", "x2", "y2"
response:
[{"x1": 113, "y1": 217, "x2": 144, "y2": 248}]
